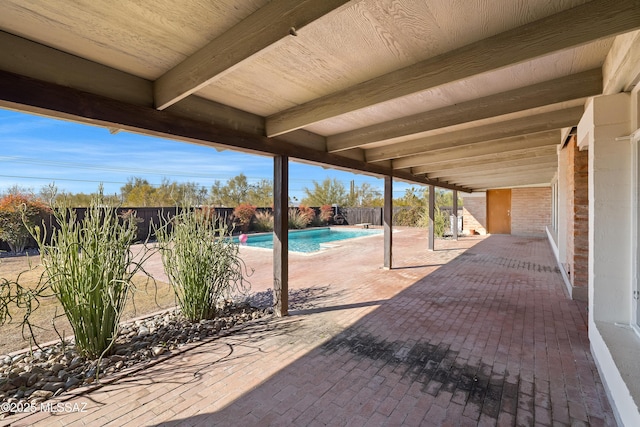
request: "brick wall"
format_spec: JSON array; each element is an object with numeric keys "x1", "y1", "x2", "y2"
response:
[
  {"x1": 511, "y1": 187, "x2": 551, "y2": 236},
  {"x1": 567, "y1": 137, "x2": 589, "y2": 294},
  {"x1": 462, "y1": 194, "x2": 486, "y2": 235}
]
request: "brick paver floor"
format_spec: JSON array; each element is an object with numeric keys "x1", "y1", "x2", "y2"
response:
[{"x1": 2, "y1": 230, "x2": 614, "y2": 426}]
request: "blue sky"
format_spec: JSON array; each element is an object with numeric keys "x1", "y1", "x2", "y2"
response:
[{"x1": 0, "y1": 108, "x2": 414, "y2": 202}]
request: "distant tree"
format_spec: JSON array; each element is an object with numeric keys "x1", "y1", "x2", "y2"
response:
[
  {"x1": 248, "y1": 178, "x2": 273, "y2": 207},
  {"x1": 120, "y1": 177, "x2": 208, "y2": 207},
  {"x1": 208, "y1": 174, "x2": 249, "y2": 207},
  {"x1": 208, "y1": 174, "x2": 272, "y2": 207},
  {"x1": 223, "y1": 174, "x2": 250, "y2": 206},
  {"x1": 1, "y1": 185, "x2": 34, "y2": 198},
  {"x1": 39, "y1": 183, "x2": 58, "y2": 205},
  {"x1": 301, "y1": 178, "x2": 348, "y2": 206},
  {"x1": 122, "y1": 179, "x2": 156, "y2": 207},
  {"x1": 57, "y1": 192, "x2": 94, "y2": 207},
  {"x1": 346, "y1": 181, "x2": 382, "y2": 207},
  {"x1": 209, "y1": 180, "x2": 225, "y2": 206},
  {"x1": 394, "y1": 187, "x2": 426, "y2": 207}
]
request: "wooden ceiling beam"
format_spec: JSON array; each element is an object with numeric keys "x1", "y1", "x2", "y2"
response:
[
  {"x1": 452, "y1": 172, "x2": 555, "y2": 188},
  {"x1": 327, "y1": 69, "x2": 601, "y2": 152},
  {"x1": 0, "y1": 69, "x2": 470, "y2": 193},
  {"x1": 411, "y1": 145, "x2": 559, "y2": 175},
  {"x1": 365, "y1": 107, "x2": 581, "y2": 162},
  {"x1": 0, "y1": 31, "x2": 275, "y2": 137},
  {"x1": 154, "y1": 0, "x2": 351, "y2": 110},
  {"x1": 266, "y1": 0, "x2": 640, "y2": 137},
  {"x1": 425, "y1": 155, "x2": 557, "y2": 178},
  {"x1": 0, "y1": 30, "x2": 152, "y2": 107},
  {"x1": 393, "y1": 131, "x2": 560, "y2": 169},
  {"x1": 435, "y1": 163, "x2": 557, "y2": 182}
]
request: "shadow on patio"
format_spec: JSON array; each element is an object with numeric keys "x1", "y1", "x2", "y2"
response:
[
  {"x1": 154, "y1": 235, "x2": 613, "y2": 426},
  {"x1": 5, "y1": 233, "x2": 614, "y2": 427}
]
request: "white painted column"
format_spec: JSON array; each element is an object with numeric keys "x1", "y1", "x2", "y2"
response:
[
  {"x1": 580, "y1": 93, "x2": 632, "y2": 324},
  {"x1": 557, "y1": 144, "x2": 568, "y2": 264},
  {"x1": 580, "y1": 92, "x2": 639, "y2": 426}
]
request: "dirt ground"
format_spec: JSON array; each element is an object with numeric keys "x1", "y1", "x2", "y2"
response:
[
  {"x1": 0, "y1": 226, "x2": 391, "y2": 355},
  {"x1": 0, "y1": 252, "x2": 177, "y2": 355}
]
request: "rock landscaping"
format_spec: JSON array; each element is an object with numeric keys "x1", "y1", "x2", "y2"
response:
[{"x1": 0, "y1": 300, "x2": 271, "y2": 418}]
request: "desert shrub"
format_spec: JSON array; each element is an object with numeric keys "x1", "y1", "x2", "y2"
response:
[
  {"x1": 394, "y1": 206, "x2": 424, "y2": 227},
  {"x1": 319, "y1": 205, "x2": 333, "y2": 224},
  {"x1": 233, "y1": 203, "x2": 256, "y2": 232},
  {"x1": 288, "y1": 208, "x2": 312, "y2": 229},
  {"x1": 435, "y1": 208, "x2": 450, "y2": 237},
  {"x1": 155, "y1": 208, "x2": 250, "y2": 322},
  {"x1": 26, "y1": 191, "x2": 152, "y2": 358},
  {"x1": 0, "y1": 193, "x2": 50, "y2": 253},
  {"x1": 253, "y1": 210, "x2": 273, "y2": 232},
  {"x1": 298, "y1": 204, "x2": 315, "y2": 225},
  {"x1": 417, "y1": 207, "x2": 450, "y2": 237}
]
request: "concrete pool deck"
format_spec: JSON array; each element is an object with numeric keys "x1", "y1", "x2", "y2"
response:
[{"x1": 3, "y1": 228, "x2": 614, "y2": 426}]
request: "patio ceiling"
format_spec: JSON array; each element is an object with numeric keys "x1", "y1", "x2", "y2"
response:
[{"x1": 0, "y1": 0, "x2": 638, "y2": 192}]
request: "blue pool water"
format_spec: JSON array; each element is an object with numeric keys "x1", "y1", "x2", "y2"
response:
[{"x1": 234, "y1": 227, "x2": 381, "y2": 253}]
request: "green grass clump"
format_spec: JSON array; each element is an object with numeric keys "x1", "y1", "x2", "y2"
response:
[
  {"x1": 156, "y1": 208, "x2": 250, "y2": 322},
  {"x1": 288, "y1": 209, "x2": 312, "y2": 229},
  {"x1": 31, "y1": 190, "x2": 151, "y2": 359},
  {"x1": 253, "y1": 211, "x2": 274, "y2": 232}
]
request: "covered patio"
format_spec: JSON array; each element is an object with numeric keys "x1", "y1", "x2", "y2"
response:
[
  {"x1": 4, "y1": 230, "x2": 613, "y2": 426},
  {"x1": 1, "y1": 0, "x2": 640, "y2": 424}
]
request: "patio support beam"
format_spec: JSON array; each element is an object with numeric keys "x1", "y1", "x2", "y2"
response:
[
  {"x1": 273, "y1": 155, "x2": 289, "y2": 317},
  {"x1": 393, "y1": 131, "x2": 560, "y2": 170},
  {"x1": 410, "y1": 145, "x2": 559, "y2": 175},
  {"x1": 452, "y1": 190, "x2": 458, "y2": 240},
  {"x1": 425, "y1": 155, "x2": 557, "y2": 179},
  {"x1": 435, "y1": 163, "x2": 557, "y2": 182},
  {"x1": 0, "y1": 69, "x2": 470, "y2": 194},
  {"x1": 327, "y1": 69, "x2": 602, "y2": 152},
  {"x1": 384, "y1": 176, "x2": 393, "y2": 269},
  {"x1": 154, "y1": 0, "x2": 351, "y2": 110},
  {"x1": 266, "y1": 0, "x2": 640, "y2": 137},
  {"x1": 366, "y1": 107, "x2": 583, "y2": 162},
  {"x1": 428, "y1": 185, "x2": 435, "y2": 251}
]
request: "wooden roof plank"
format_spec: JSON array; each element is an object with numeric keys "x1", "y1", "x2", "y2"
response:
[
  {"x1": 434, "y1": 162, "x2": 557, "y2": 182},
  {"x1": 365, "y1": 107, "x2": 582, "y2": 162},
  {"x1": 266, "y1": 0, "x2": 639, "y2": 137},
  {"x1": 411, "y1": 145, "x2": 559, "y2": 174},
  {"x1": 395, "y1": 131, "x2": 560, "y2": 169},
  {"x1": 154, "y1": 0, "x2": 351, "y2": 110},
  {"x1": 426, "y1": 156, "x2": 558, "y2": 178},
  {"x1": 452, "y1": 171, "x2": 555, "y2": 188},
  {"x1": 327, "y1": 69, "x2": 602, "y2": 152}
]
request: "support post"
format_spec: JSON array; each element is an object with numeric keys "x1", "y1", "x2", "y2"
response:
[
  {"x1": 428, "y1": 185, "x2": 435, "y2": 251},
  {"x1": 452, "y1": 190, "x2": 459, "y2": 240},
  {"x1": 273, "y1": 155, "x2": 288, "y2": 316},
  {"x1": 384, "y1": 176, "x2": 393, "y2": 269}
]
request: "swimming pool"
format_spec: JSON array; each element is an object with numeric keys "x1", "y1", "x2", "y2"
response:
[{"x1": 235, "y1": 227, "x2": 381, "y2": 253}]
